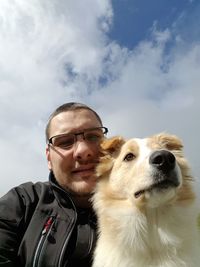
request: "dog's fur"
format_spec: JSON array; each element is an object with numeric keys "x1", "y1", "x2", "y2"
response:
[{"x1": 92, "y1": 133, "x2": 200, "y2": 267}]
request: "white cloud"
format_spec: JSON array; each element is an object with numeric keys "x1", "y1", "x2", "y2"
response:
[
  {"x1": 89, "y1": 28, "x2": 200, "y2": 188},
  {"x1": 0, "y1": 0, "x2": 113, "y2": 195},
  {"x1": 0, "y1": 0, "x2": 199, "y2": 197}
]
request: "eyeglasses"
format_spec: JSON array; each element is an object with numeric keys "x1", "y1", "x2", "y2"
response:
[{"x1": 48, "y1": 127, "x2": 108, "y2": 149}]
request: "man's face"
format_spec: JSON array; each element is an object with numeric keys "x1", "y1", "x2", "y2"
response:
[{"x1": 46, "y1": 109, "x2": 102, "y2": 196}]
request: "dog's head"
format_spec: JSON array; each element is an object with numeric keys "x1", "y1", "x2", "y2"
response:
[{"x1": 96, "y1": 133, "x2": 195, "y2": 208}]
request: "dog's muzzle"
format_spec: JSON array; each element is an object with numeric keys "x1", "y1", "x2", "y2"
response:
[
  {"x1": 134, "y1": 150, "x2": 181, "y2": 199},
  {"x1": 149, "y1": 150, "x2": 180, "y2": 189}
]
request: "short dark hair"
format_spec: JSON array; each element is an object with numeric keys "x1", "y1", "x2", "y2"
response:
[{"x1": 45, "y1": 102, "x2": 103, "y2": 142}]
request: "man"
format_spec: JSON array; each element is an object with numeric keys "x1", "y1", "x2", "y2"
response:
[{"x1": 0, "y1": 102, "x2": 108, "y2": 267}]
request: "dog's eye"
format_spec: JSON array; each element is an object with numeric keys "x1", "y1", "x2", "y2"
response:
[{"x1": 124, "y1": 153, "x2": 135, "y2": 161}]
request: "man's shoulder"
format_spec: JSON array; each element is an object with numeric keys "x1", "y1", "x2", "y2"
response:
[
  {"x1": 14, "y1": 180, "x2": 51, "y2": 201},
  {"x1": 0, "y1": 181, "x2": 52, "y2": 222},
  {"x1": 17, "y1": 180, "x2": 50, "y2": 190}
]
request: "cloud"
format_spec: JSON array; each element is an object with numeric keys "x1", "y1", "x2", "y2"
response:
[
  {"x1": 89, "y1": 26, "x2": 200, "y2": 186},
  {"x1": 0, "y1": 0, "x2": 199, "y2": 196},
  {"x1": 0, "y1": 0, "x2": 113, "y2": 195}
]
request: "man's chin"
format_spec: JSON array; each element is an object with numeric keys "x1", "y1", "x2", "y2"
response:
[{"x1": 69, "y1": 180, "x2": 96, "y2": 196}]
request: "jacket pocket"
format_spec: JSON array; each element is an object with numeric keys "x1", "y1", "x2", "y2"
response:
[{"x1": 32, "y1": 215, "x2": 56, "y2": 267}]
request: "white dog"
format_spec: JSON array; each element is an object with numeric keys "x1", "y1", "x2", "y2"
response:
[{"x1": 92, "y1": 133, "x2": 200, "y2": 267}]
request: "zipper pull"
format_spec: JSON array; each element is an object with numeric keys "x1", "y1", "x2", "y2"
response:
[{"x1": 42, "y1": 216, "x2": 54, "y2": 235}]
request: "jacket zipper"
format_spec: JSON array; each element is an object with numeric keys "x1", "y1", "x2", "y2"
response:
[
  {"x1": 58, "y1": 214, "x2": 77, "y2": 267},
  {"x1": 88, "y1": 224, "x2": 94, "y2": 255},
  {"x1": 32, "y1": 215, "x2": 56, "y2": 267}
]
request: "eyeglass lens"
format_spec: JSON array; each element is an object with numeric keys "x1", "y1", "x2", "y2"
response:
[{"x1": 51, "y1": 127, "x2": 107, "y2": 149}]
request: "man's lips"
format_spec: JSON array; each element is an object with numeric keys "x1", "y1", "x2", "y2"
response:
[
  {"x1": 72, "y1": 164, "x2": 96, "y2": 174},
  {"x1": 72, "y1": 167, "x2": 95, "y2": 173}
]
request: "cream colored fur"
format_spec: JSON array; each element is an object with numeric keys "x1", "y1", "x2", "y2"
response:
[{"x1": 92, "y1": 133, "x2": 200, "y2": 267}]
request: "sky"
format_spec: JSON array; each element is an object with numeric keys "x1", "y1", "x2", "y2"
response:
[{"x1": 0, "y1": 0, "x2": 200, "y2": 197}]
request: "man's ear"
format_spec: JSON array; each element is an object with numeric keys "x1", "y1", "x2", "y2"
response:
[{"x1": 46, "y1": 145, "x2": 52, "y2": 170}]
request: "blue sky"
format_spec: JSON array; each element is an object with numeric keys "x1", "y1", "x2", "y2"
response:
[
  {"x1": 0, "y1": 0, "x2": 200, "y2": 197},
  {"x1": 110, "y1": 0, "x2": 199, "y2": 48}
]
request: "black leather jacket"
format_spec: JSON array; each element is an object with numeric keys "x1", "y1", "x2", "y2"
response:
[{"x1": 0, "y1": 173, "x2": 97, "y2": 267}]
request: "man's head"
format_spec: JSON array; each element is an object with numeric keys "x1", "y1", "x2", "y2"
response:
[
  {"x1": 45, "y1": 102, "x2": 103, "y2": 142},
  {"x1": 46, "y1": 102, "x2": 107, "y2": 198}
]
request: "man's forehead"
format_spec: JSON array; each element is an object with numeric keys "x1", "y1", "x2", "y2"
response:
[
  {"x1": 53, "y1": 109, "x2": 98, "y2": 121},
  {"x1": 49, "y1": 109, "x2": 101, "y2": 135}
]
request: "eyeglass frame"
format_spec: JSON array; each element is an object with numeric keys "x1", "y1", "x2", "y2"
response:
[{"x1": 47, "y1": 126, "x2": 108, "y2": 149}]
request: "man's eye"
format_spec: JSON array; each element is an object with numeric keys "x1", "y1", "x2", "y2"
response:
[
  {"x1": 123, "y1": 153, "x2": 135, "y2": 161},
  {"x1": 54, "y1": 136, "x2": 74, "y2": 148},
  {"x1": 85, "y1": 133, "x2": 102, "y2": 142}
]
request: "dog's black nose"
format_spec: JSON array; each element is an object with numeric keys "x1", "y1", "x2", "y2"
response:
[{"x1": 149, "y1": 150, "x2": 176, "y2": 172}]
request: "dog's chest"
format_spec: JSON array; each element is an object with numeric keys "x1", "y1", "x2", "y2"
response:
[{"x1": 95, "y1": 208, "x2": 199, "y2": 267}]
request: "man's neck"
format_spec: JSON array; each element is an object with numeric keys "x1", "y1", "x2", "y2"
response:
[{"x1": 72, "y1": 194, "x2": 93, "y2": 209}]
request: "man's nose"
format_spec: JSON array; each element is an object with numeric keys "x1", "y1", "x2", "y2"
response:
[{"x1": 73, "y1": 138, "x2": 94, "y2": 161}]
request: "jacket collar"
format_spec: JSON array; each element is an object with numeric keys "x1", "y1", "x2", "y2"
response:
[{"x1": 48, "y1": 171, "x2": 77, "y2": 211}]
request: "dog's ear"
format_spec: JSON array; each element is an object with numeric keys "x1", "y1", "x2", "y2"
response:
[
  {"x1": 96, "y1": 136, "x2": 125, "y2": 177},
  {"x1": 101, "y1": 136, "x2": 125, "y2": 155},
  {"x1": 157, "y1": 133, "x2": 183, "y2": 151}
]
